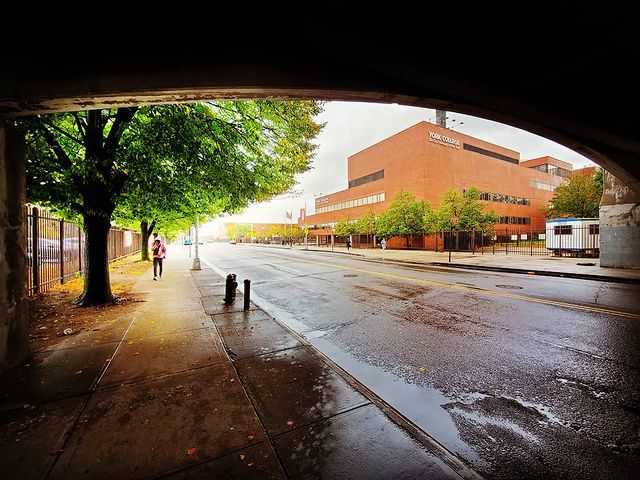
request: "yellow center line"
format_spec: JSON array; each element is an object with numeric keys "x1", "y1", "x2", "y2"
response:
[{"x1": 268, "y1": 252, "x2": 640, "y2": 320}]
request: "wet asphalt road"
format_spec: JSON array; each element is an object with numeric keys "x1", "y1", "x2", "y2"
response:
[{"x1": 200, "y1": 244, "x2": 640, "y2": 480}]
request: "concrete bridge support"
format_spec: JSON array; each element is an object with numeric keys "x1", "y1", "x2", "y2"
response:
[
  {"x1": 0, "y1": 126, "x2": 28, "y2": 372},
  {"x1": 600, "y1": 171, "x2": 640, "y2": 269}
]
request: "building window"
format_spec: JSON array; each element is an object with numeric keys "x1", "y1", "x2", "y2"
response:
[
  {"x1": 554, "y1": 225, "x2": 572, "y2": 235},
  {"x1": 478, "y1": 191, "x2": 530, "y2": 206},
  {"x1": 530, "y1": 180, "x2": 555, "y2": 191},
  {"x1": 548, "y1": 165, "x2": 571, "y2": 178},
  {"x1": 529, "y1": 164, "x2": 571, "y2": 178},
  {"x1": 315, "y1": 192, "x2": 386, "y2": 214},
  {"x1": 589, "y1": 224, "x2": 599, "y2": 235},
  {"x1": 463, "y1": 143, "x2": 519, "y2": 164},
  {"x1": 499, "y1": 216, "x2": 531, "y2": 225},
  {"x1": 348, "y1": 170, "x2": 384, "y2": 188}
]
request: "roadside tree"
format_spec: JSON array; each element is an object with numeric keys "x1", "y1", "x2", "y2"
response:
[
  {"x1": 544, "y1": 170, "x2": 603, "y2": 219},
  {"x1": 376, "y1": 191, "x2": 430, "y2": 247},
  {"x1": 429, "y1": 187, "x2": 499, "y2": 232},
  {"x1": 19, "y1": 101, "x2": 323, "y2": 305}
]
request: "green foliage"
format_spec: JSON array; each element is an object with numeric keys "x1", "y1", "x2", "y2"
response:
[
  {"x1": 355, "y1": 210, "x2": 378, "y2": 235},
  {"x1": 17, "y1": 100, "x2": 323, "y2": 304},
  {"x1": 20, "y1": 101, "x2": 323, "y2": 229},
  {"x1": 376, "y1": 191, "x2": 430, "y2": 239},
  {"x1": 428, "y1": 187, "x2": 499, "y2": 232},
  {"x1": 334, "y1": 217, "x2": 358, "y2": 236},
  {"x1": 265, "y1": 224, "x2": 286, "y2": 238},
  {"x1": 226, "y1": 225, "x2": 238, "y2": 240},
  {"x1": 544, "y1": 171, "x2": 603, "y2": 218}
]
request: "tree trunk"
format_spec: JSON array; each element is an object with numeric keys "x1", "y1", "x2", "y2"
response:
[
  {"x1": 76, "y1": 214, "x2": 114, "y2": 306},
  {"x1": 141, "y1": 220, "x2": 150, "y2": 261},
  {"x1": 140, "y1": 219, "x2": 156, "y2": 261}
]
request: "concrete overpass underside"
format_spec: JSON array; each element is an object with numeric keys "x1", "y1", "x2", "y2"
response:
[{"x1": 1, "y1": 14, "x2": 639, "y2": 369}]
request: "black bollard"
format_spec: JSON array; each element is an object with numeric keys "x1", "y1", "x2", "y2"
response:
[
  {"x1": 223, "y1": 273, "x2": 238, "y2": 304},
  {"x1": 243, "y1": 279, "x2": 251, "y2": 310}
]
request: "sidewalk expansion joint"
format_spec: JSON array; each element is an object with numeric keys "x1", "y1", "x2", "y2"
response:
[
  {"x1": 94, "y1": 360, "x2": 231, "y2": 391},
  {"x1": 267, "y1": 401, "x2": 372, "y2": 440},
  {"x1": 153, "y1": 439, "x2": 274, "y2": 479},
  {"x1": 228, "y1": 344, "x2": 306, "y2": 363},
  {"x1": 43, "y1": 311, "x2": 140, "y2": 479}
]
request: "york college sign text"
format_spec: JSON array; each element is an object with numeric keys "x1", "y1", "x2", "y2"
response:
[{"x1": 428, "y1": 131, "x2": 461, "y2": 149}]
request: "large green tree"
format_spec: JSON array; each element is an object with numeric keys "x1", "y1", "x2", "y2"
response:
[
  {"x1": 19, "y1": 101, "x2": 323, "y2": 305},
  {"x1": 544, "y1": 171, "x2": 603, "y2": 219},
  {"x1": 376, "y1": 191, "x2": 430, "y2": 247},
  {"x1": 428, "y1": 187, "x2": 499, "y2": 232},
  {"x1": 355, "y1": 210, "x2": 378, "y2": 237},
  {"x1": 334, "y1": 217, "x2": 358, "y2": 237}
]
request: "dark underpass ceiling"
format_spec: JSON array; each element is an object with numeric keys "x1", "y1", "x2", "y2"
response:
[{"x1": 2, "y1": 11, "x2": 639, "y2": 192}]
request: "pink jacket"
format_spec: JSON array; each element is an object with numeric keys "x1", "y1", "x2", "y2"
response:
[{"x1": 153, "y1": 243, "x2": 166, "y2": 259}]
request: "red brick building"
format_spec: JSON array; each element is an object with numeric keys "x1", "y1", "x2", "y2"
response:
[{"x1": 300, "y1": 121, "x2": 577, "y2": 245}]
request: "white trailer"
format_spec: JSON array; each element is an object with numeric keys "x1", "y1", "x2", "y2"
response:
[{"x1": 546, "y1": 218, "x2": 599, "y2": 256}]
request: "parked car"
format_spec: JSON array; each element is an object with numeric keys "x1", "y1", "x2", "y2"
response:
[
  {"x1": 229, "y1": 239, "x2": 237, "y2": 245},
  {"x1": 27, "y1": 237, "x2": 76, "y2": 265},
  {"x1": 183, "y1": 238, "x2": 192, "y2": 245}
]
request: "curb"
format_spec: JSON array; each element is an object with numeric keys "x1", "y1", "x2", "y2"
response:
[{"x1": 428, "y1": 262, "x2": 640, "y2": 285}]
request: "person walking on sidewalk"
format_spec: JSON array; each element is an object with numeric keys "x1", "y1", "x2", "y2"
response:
[
  {"x1": 380, "y1": 238, "x2": 387, "y2": 251},
  {"x1": 346, "y1": 239, "x2": 352, "y2": 250},
  {"x1": 152, "y1": 239, "x2": 166, "y2": 280}
]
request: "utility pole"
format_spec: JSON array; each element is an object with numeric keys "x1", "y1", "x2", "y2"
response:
[{"x1": 192, "y1": 217, "x2": 201, "y2": 270}]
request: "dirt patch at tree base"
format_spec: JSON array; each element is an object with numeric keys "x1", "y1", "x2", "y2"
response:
[{"x1": 28, "y1": 255, "x2": 151, "y2": 353}]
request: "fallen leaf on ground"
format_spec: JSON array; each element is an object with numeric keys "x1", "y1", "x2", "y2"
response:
[
  {"x1": 247, "y1": 435, "x2": 255, "y2": 441},
  {"x1": 286, "y1": 420, "x2": 294, "y2": 427},
  {"x1": 186, "y1": 447, "x2": 198, "y2": 456},
  {"x1": 419, "y1": 367, "x2": 426, "y2": 373},
  {"x1": 239, "y1": 454, "x2": 246, "y2": 460}
]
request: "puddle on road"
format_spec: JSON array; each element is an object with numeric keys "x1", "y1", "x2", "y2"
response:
[
  {"x1": 308, "y1": 337, "x2": 482, "y2": 465},
  {"x1": 248, "y1": 287, "x2": 484, "y2": 466},
  {"x1": 448, "y1": 407, "x2": 540, "y2": 444}
]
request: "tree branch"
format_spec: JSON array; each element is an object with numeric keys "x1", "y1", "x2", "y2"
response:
[
  {"x1": 72, "y1": 112, "x2": 87, "y2": 143},
  {"x1": 43, "y1": 119, "x2": 83, "y2": 145},
  {"x1": 40, "y1": 124, "x2": 73, "y2": 168},
  {"x1": 104, "y1": 107, "x2": 138, "y2": 155}
]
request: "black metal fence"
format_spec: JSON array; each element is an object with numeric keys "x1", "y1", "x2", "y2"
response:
[
  {"x1": 441, "y1": 225, "x2": 599, "y2": 257},
  {"x1": 26, "y1": 206, "x2": 142, "y2": 296}
]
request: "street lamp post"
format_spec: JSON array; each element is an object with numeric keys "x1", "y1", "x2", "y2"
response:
[{"x1": 192, "y1": 217, "x2": 201, "y2": 270}]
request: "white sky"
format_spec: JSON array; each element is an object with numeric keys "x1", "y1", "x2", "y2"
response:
[{"x1": 201, "y1": 101, "x2": 595, "y2": 235}]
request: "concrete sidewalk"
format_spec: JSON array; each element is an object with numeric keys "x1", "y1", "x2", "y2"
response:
[
  {"x1": 254, "y1": 244, "x2": 640, "y2": 283},
  {"x1": 0, "y1": 250, "x2": 474, "y2": 479}
]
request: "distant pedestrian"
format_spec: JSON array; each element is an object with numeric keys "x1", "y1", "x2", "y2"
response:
[
  {"x1": 380, "y1": 238, "x2": 387, "y2": 251},
  {"x1": 152, "y1": 239, "x2": 166, "y2": 280},
  {"x1": 346, "y1": 239, "x2": 351, "y2": 250}
]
